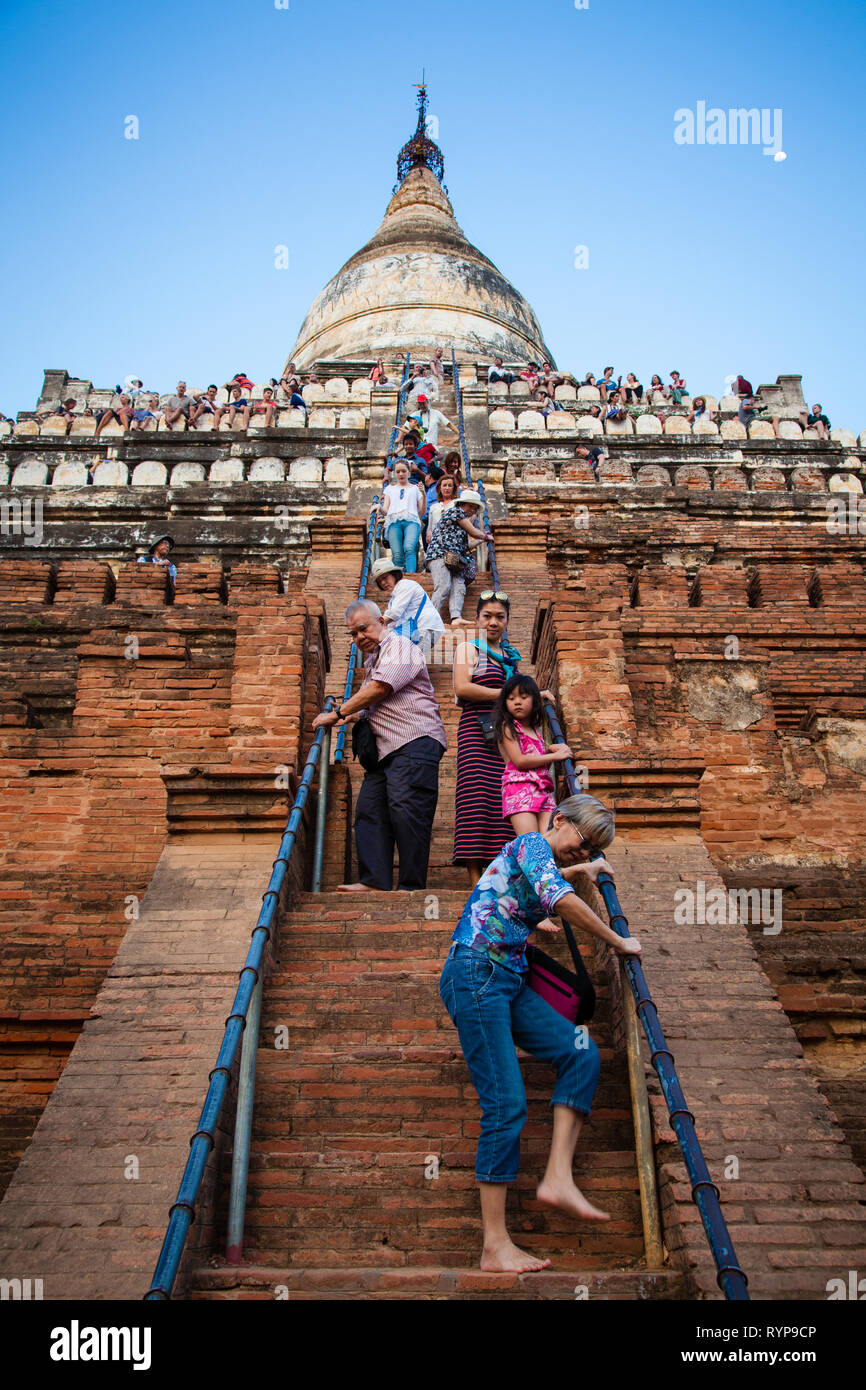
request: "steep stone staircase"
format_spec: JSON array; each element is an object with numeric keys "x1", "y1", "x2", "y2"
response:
[{"x1": 188, "y1": 553, "x2": 685, "y2": 1299}]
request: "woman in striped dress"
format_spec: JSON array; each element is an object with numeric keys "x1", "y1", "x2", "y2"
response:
[{"x1": 452, "y1": 592, "x2": 522, "y2": 886}]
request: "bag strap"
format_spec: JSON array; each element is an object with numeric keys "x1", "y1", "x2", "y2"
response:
[
  {"x1": 560, "y1": 915, "x2": 594, "y2": 994},
  {"x1": 405, "y1": 588, "x2": 429, "y2": 638}
]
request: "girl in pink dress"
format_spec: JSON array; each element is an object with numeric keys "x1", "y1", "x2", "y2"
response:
[
  {"x1": 493, "y1": 674, "x2": 575, "y2": 931},
  {"x1": 493, "y1": 673, "x2": 574, "y2": 828}
]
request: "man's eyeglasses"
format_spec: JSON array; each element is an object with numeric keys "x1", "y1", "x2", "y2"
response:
[{"x1": 479, "y1": 590, "x2": 508, "y2": 603}]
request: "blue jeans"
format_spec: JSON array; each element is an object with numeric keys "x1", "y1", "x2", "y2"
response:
[
  {"x1": 387, "y1": 517, "x2": 421, "y2": 573},
  {"x1": 439, "y1": 943, "x2": 600, "y2": 1183}
]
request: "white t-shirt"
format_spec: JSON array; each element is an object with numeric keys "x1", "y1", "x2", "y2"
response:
[
  {"x1": 383, "y1": 481, "x2": 424, "y2": 523},
  {"x1": 426, "y1": 499, "x2": 455, "y2": 537},
  {"x1": 413, "y1": 408, "x2": 450, "y2": 447},
  {"x1": 384, "y1": 578, "x2": 446, "y2": 641}
]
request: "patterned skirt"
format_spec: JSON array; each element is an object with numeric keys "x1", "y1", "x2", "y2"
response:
[{"x1": 453, "y1": 662, "x2": 513, "y2": 866}]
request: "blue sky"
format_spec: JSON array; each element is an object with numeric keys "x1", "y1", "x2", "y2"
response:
[{"x1": 1, "y1": 0, "x2": 863, "y2": 431}]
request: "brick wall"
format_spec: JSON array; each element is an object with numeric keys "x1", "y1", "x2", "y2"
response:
[{"x1": 0, "y1": 558, "x2": 330, "y2": 1199}]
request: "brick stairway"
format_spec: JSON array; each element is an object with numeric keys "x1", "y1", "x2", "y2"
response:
[
  {"x1": 188, "y1": 547, "x2": 684, "y2": 1299},
  {"x1": 190, "y1": 888, "x2": 683, "y2": 1300}
]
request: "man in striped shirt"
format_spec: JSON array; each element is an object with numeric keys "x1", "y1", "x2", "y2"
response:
[{"x1": 313, "y1": 600, "x2": 447, "y2": 892}]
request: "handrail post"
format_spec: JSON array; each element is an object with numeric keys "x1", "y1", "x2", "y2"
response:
[
  {"x1": 223, "y1": 698, "x2": 333, "y2": 1266},
  {"x1": 311, "y1": 725, "x2": 331, "y2": 894},
  {"x1": 225, "y1": 971, "x2": 263, "y2": 1263},
  {"x1": 622, "y1": 976, "x2": 665, "y2": 1268}
]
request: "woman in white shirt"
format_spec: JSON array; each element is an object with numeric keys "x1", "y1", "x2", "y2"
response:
[
  {"x1": 371, "y1": 557, "x2": 445, "y2": 655},
  {"x1": 378, "y1": 460, "x2": 426, "y2": 573}
]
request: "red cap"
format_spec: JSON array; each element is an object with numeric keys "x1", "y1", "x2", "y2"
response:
[{"x1": 417, "y1": 394, "x2": 428, "y2": 403}]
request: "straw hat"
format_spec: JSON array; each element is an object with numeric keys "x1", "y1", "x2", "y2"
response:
[
  {"x1": 457, "y1": 489, "x2": 482, "y2": 509},
  {"x1": 371, "y1": 557, "x2": 403, "y2": 585}
]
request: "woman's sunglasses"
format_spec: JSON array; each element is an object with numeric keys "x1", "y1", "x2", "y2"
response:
[{"x1": 479, "y1": 590, "x2": 509, "y2": 603}]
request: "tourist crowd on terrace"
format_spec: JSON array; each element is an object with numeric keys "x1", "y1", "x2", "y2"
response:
[{"x1": 7, "y1": 353, "x2": 835, "y2": 446}]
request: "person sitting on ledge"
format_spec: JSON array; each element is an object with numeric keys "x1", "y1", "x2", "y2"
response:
[
  {"x1": 130, "y1": 394, "x2": 161, "y2": 432},
  {"x1": 95, "y1": 393, "x2": 133, "y2": 438},
  {"x1": 623, "y1": 372, "x2": 643, "y2": 404},
  {"x1": 597, "y1": 367, "x2": 619, "y2": 402},
  {"x1": 312, "y1": 599, "x2": 447, "y2": 893},
  {"x1": 739, "y1": 394, "x2": 781, "y2": 438},
  {"x1": 574, "y1": 443, "x2": 606, "y2": 480},
  {"x1": 649, "y1": 374, "x2": 668, "y2": 401},
  {"x1": 370, "y1": 358, "x2": 389, "y2": 385},
  {"x1": 688, "y1": 396, "x2": 720, "y2": 427},
  {"x1": 277, "y1": 367, "x2": 306, "y2": 412},
  {"x1": 214, "y1": 385, "x2": 251, "y2": 431},
  {"x1": 43, "y1": 398, "x2": 79, "y2": 433},
  {"x1": 669, "y1": 370, "x2": 687, "y2": 405},
  {"x1": 137, "y1": 535, "x2": 177, "y2": 586},
  {"x1": 604, "y1": 390, "x2": 628, "y2": 423},
  {"x1": 537, "y1": 386, "x2": 558, "y2": 418},
  {"x1": 799, "y1": 402, "x2": 831, "y2": 441},
  {"x1": 488, "y1": 357, "x2": 514, "y2": 386},
  {"x1": 225, "y1": 371, "x2": 254, "y2": 396},
  {"x1": 163, "y1": 381, "x2": 195, "y2": 429},
  {"x1": 540, "y1": 361, "x2": 564, "y2": 397},
  {"x1": 251, "y1": 386, "x2": 279, "y2": 427},
  {"x1": 520, "y1": 362, "x2": 541, "y2": 396},
  {"x1": 189, "y1": 385, "x2": 219, "y2": 429},
  {"x1": 438, "y1": 793, "x2": 641, "y2": 1274}
]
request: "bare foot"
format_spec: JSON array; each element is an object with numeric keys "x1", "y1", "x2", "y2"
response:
[
  {"x1": 480, "y1": 1238, "x2": 551, "y2": 1273},
  {"x1": 536, "y1": 1177, "x2": 610, "y2": 1222},
  {"x1": 336, "y1": 882, "x2": 386, "y2": 893}
]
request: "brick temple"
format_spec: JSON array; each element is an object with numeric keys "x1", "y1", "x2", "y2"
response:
[{"x1": 0, "y1": 91, "x2": 864, "y2": 1302}]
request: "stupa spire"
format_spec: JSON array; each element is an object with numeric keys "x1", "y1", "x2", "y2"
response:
[{"x1": 395, "y1": 80, "x2": 445, "y2": 191}]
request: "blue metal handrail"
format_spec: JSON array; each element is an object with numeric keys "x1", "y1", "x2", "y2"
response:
[
  {"x1": 542, "y1": 699, "x2": 749, "y2": 1301},
  {"x1": 334, "y1": 496, "x2": 380, "y2": 765},
  {"x1": 144, "y1": 699, "x2": 335, "y2": 1299}
]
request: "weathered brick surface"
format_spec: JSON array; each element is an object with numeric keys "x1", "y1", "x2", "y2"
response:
[
  {"x1": 610, "y1": 840, "x2": 866, "y2": 1300},
  {"x1": 0, "y1": 836, "x2": 282, "y2": 1299},
  {"x1": 0, "y1": 567, "x2": 328, "y2": 1198}
]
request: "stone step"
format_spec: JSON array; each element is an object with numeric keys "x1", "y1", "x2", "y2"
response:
[{"x1": 188, "y1": 1263, "x2": 685, "y2": 1300}]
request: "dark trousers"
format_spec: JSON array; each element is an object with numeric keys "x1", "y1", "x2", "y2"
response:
[{"x1": 355, "y1": 736, "x2": 443, "y2": 890}]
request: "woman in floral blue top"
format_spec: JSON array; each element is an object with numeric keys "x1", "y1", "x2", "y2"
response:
[{"x1": 440, "y1": 793, "x2": 642, "y2": 1274}]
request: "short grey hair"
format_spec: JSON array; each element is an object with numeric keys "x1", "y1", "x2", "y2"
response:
[
  {"x1": 551, "y1": 793, "x2": 615, "y2": 848},
  {"x1": 344, "y1": 598, "x2": 382, "y2": 623}
]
